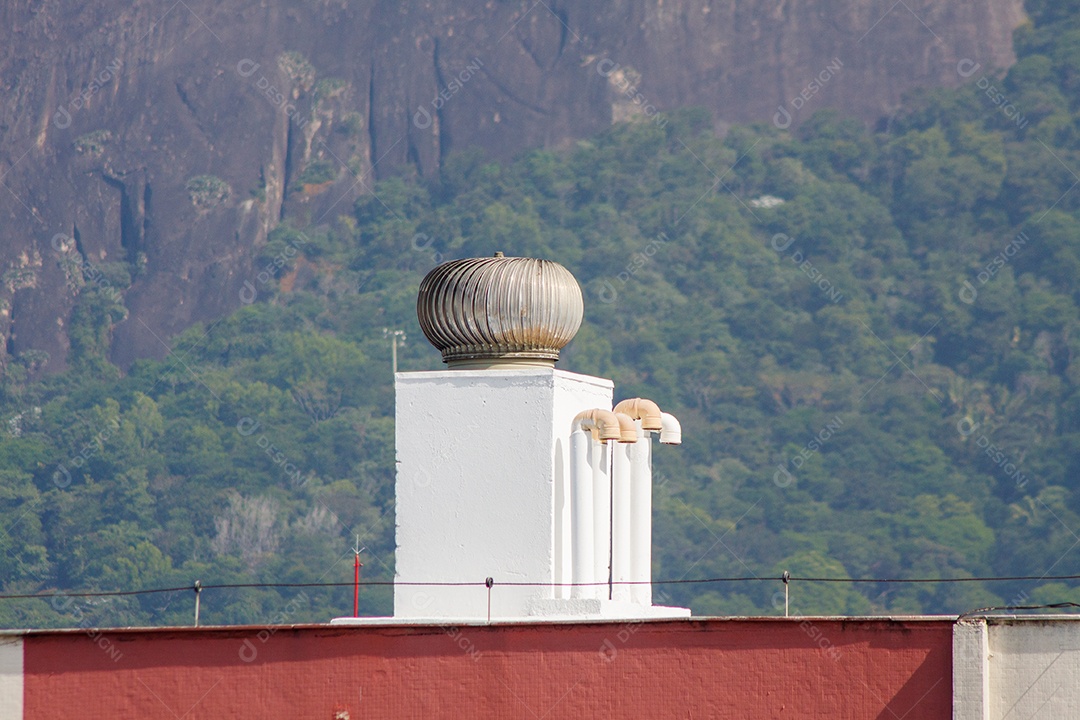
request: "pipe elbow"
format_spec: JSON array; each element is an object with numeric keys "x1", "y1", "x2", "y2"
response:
[
  {"x1": 659, "y1": 412, "x2": 682, "y2": 445},
  {"x1": 613, "y1": 397, "x2": 664, "y2": 431},
  {"x1": 614, "y1": 412, "x2": 638, "y2": 443},
  {"x1": 573, "y1": 409, "x2": 622, "y2": 442}
]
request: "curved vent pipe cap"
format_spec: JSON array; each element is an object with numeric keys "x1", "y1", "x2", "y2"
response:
[
  {"x1": 614, "y1": 412, "x2": 639, "y2": 443},
  {"x1": 573, "y1": 409, "x2": 621, "y2": 442},
  {"x1": 659, "y1": 412, "x2": 682, "y2": 445},
  {"x1": 613, "y1": 398, "x2": 664, "y2": 431}
]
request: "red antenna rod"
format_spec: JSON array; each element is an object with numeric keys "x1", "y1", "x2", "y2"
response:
[{"x1": 353, "y1": 536, "x2": 365, "y2": 617}]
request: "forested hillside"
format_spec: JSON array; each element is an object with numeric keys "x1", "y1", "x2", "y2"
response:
[{"x1": 4, "y1": 1, "x2": 1080, "y2": 626}]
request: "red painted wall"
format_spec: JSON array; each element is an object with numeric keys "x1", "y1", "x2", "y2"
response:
[{"x1": 23, "y1": 618, "x2": 952, "y2": 719}]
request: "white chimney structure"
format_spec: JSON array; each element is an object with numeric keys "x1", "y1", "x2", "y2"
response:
[{"x1": 393, "y1": 253, "x2": 689, "y2": 621}]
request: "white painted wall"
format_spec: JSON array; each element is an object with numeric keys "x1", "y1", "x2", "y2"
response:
[
  {"x1": 953, "y1": 617, "x2": 1080, "y2": 719},
  {"x1": 953, "y1": 620, "x2": 989, "y2": 720},
  {"x1": 0, "y1": 636, "x2": 22, "y2": 720},
  {"x1": 988, "y1": 619, "x2": 1080, "y2": 718},
  {"x1": 393, "y1": 368, "x2": 612, "y2": 620}
]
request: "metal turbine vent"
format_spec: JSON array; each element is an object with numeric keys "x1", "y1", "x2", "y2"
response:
[{"x1": 417, "y1": 252, "x2": 584, "y2": 368}]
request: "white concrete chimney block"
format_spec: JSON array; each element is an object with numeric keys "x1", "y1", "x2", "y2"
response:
[{"x1": 393, "y1": 368, "x2": 613, "y2": 620}]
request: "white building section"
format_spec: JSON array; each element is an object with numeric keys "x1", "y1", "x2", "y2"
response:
[
  {"x1": 953, "y1": 616, "x2": 1080, "y2": 719},
  {"x1": 0, "y1": 636, "x2": 22, "y2": 720},
  {"x1": 389, "y1": 253, "x2": 689, "y2": 622},
  {"x1": 395, "y1": 367, "x2": 608, "y2": 619},
  {"x1": 393, "y1": 369, "x2": 689, "y2": 620},
  {"x1": 953, "y1": 620, "x2": 990, "y2": 720}
]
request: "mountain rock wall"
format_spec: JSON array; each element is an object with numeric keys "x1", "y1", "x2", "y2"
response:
[{"x1": 0, "y1": 0, "x2": 1024, "y2": 369}]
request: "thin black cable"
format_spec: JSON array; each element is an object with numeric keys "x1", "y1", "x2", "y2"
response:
[
  {"x1": 958, "y1": 602, "x2": 1080, "y2": 619},
  {"x1": 5, "y1": 573, "x2": 1080, "y2": 602},
  {"x1": 792, "y1": 574, "x2": 1080, "y2": 584},
  {"x1": 1, "y1": 586, "x2": 192, "y2": 600}
]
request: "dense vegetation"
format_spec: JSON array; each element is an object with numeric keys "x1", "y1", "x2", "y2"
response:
[{"x1": 4, "y1": 2, "x2": 1080, "y2": 626}]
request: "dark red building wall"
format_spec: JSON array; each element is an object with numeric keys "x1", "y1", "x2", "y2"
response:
[{"x1": 23, "y1": 618, "x2": 952, "y2": 719}]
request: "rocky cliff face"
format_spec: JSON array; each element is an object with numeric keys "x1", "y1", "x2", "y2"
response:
[{"x1": 0, "y1": 0, "x2": 1024, "y2": 371}]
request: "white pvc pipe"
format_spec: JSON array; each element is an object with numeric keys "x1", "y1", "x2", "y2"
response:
[
  {"x1": 629, "y1": 422, "x2": 653, "y2": 605},
  {"x1": 569, "y1": 429, "x2": 595, "y2": 599},
  {"x1": 571, "y1": 410, "x2": 623, "y2": 602},
  {"x1": 592, "y1": 439, "x2": 611, "y2": 595},
  {"x1": 611, "y1": 437, "x2": 633, "y2": 602},
  {"x1": 660, "y1": 412, "x2": 682, "y2": 445}
]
